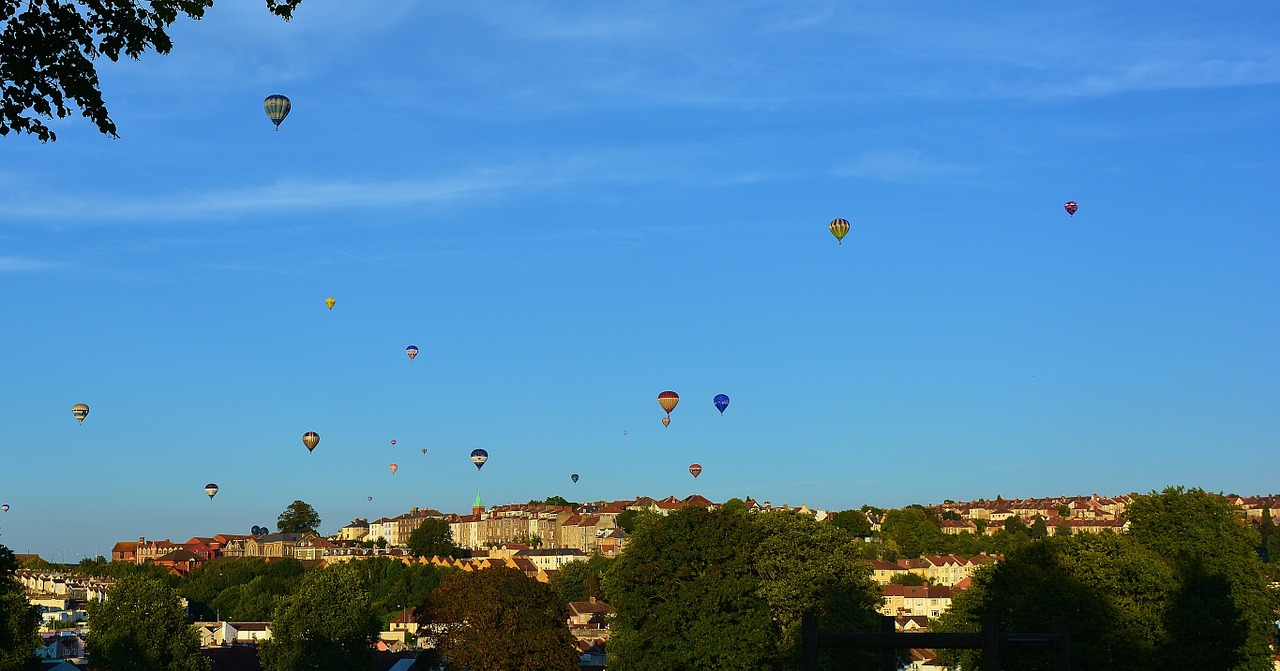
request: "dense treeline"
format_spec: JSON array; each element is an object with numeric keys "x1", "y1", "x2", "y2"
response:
[
  {"x1": 7, "y1": 487, "x2": 1279, "y2": 670},
  {"x1": 934, "y1": 487, "x2": 1279, "y2": 671}
]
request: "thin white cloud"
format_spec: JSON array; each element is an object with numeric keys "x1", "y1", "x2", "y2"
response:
[
  {"x1": 0, "y1": 256, "x2": 63, "y2": 272},
  {"x1": 2, "y1": 148, "x2": 777, "y2": 225},
  {"x1": 834, "y1": 150, "x2": 976, "y2": 183}
]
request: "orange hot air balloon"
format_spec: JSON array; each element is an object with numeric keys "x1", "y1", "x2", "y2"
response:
[
  {"x1": 658, "y1": 391, "x2": 679, "y2": 414},
  {"x1": 829, "y1": 218, "x2": 850, "y2": 244},
  {"x1": 302, "y1": 431, "x2": 320, "y2": 453},
  {"x1": 662, "y1": 417, "x2": 671, "y2": 428},
  {"x1": 389, "y1": 463, "x2": 398, "y2": 475},
  {"x1": 689, "y1": 463, "x2": 702, "y2": 478}
]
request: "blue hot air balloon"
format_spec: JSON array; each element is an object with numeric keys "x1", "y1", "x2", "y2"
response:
[
  {"x1": 713, "y1": 394, "x2": 730, "y2": 415},
  {"x1": 471, "y1": 448, "x2": 488, "y2": 470},
  {"x1": 571, "y1": 473, "x2": 579, "y2": 483}
]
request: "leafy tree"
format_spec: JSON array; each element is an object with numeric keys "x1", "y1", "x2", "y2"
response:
[
  {"x1": 85, "y1": 575, "x2": 209, "y2": 671},
  {"x1": 406, "y1": 519, "x2": 463, "y2": 558},
  {"x1": 722, "y1": 497, "x2": 748, "y2": 514},
  {"x1": 934, "y1": 532, "x2": 1174, "y2": 671},
  {"x1": 276, "y1": 500, "x2": 320, "y2": 534},
  {"x1": 1057, "y1": 504, "x2": 1072, "y2": 518},
  {"x1": 259, "y1": 564, "x2": 379, "y2": 671},
  {"x1": 533, "y1": 496, "x2": 572, "y2": 507},
  {"x1": 548, "y1": 555, "x2": 611, "y2": 606},
  {"x1": 356, "y1": 557, "x2": 454, "y2": 625},
  {"x1": 829, "y1": 509, "x2": 872, "y2": 537},
  {"x1": 941, "y1": 510, "x2": 963, "y2": 521},
  {"x1": 419, "y1": 567, "x2": 578, "y2": 671},
  {"x1": 0, "y1": 0, "x2": 302, "y2": 142},
  {"x1": 181, "y1": 558, "x2": 307, "y2": 622},
  {"x1": 880, "y1": 506, "x2": 946, "y2": 558},
  {"x1": 0, "y1": 541, "x2": 40, "y2": 671},
  {"x1": 615, "y1": 509, "x2": 639, "y2": 533},
  {"x1": 75, "y1": 555, "x2": 179, "y2": 586},
  {"x1": 938, "y1": 488, "x2": 1280, "y2": 671},
  {"x1": 1029, "y1": 516, "x2": 1049, "y2": 540},
  {"x1": 1054, "y1": 522, "x2": 1072, "y2": 538},
  {"x1": 1126, "y1": 487, "x2": 1277, "y2": 670},
  {"x1": 603, "y1": 507, "x2": 882, "y2": 670},
  {"x1": 888, "y1": 572, "x2": 928, "y2": 586}
]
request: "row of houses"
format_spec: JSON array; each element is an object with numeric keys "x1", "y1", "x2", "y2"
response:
[{"x1": 867, "y1": 554, "x2": 1001, "y2": 587}]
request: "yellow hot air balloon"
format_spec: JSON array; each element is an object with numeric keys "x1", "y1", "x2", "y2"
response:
[
  {"x1": 662, "y1": 416, "x2": 671, "y2": 428},
  {"x1": 829, "y1": 218, "x2": 850, "y2": 244},
  {"x1": 72, "y1": 403, "x2": 89, "y2": 425},
  {"x1": 325, "y1": 297, "x2": 336, "y2": 310},
  {"x1": 302, "y1": 431, "x2": 320, "y2": 453}
]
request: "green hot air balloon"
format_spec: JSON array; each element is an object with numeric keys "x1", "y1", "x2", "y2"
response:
[{"x1": 264, "y1": 94, "x2": 291, "y2": 131}]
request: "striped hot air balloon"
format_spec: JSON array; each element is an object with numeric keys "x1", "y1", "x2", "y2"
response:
[
  {"x1": 1064, "y1": 201, "x2": 1078, "y2": 216},
  {"x1": 72, "y1": 403, "x2": 89, "y2": 425},
  {"x1": 689, "y1": 463, "x2": 702, "y2": 478},
  {"x1": 829, "y1": 218, "x2": 850, "y2": 244},
  {"x1": 264, "y1": 94, "x2": 291, "y2": 130}
]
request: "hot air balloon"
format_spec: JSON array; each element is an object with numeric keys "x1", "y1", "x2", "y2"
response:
[
  {"x1": 264, "y1": 94, "x2": 291, "y2": 130},
  {"x1": 406, "y1": 345, "x2": 419, "y2": 361},
  {"x1": 72, "y1": 403, "x2": 89, "y2": 425},
  {"x1": 713, "y1": 394, "x2": 730, "y2": 415},
  {"x1": 689, "y1": 463, "x2": 702, "y2": 478},
  {"x1": 571, "y1": 473, "x2": 579, "y2": 483},
  {"x1": 471, "y1": 448, "x2": 488, "y2": 470},
  {"x1": 302, "y1": 431, "x2": 320, "y2": 453},
  {"x1": 204, "y1": 483, "x2": 219, "y2": 500},
  {"x1": 662, "y1": 417, "x2": 670, "y2": 428},
  {"x1": 324, "y1": 297, "x2": 336, "y2": 310},
  {"x1": 658, "y1": 391, "x2": 679, "y2": 419},
  {"x1": 1064, "y1": 201, "x2": 1078, "y2": 216},
  {"x1": 421, "y1": 448, "x2": 428, "y2": 455},
  {"x1": 829, "y1": 218, "x2": 850, "y2": 244},
  {"x1": 389, "y1": 463, "x2": 398, "y2": 475},
  {"x1": 1, "y1": 505, "x2": 8, "y2": 513},
  {"x1": 390, "y1": 439, "x2": 397, "y2": 446},
  {"x1": 367, "y1": 496, "x2": 373, "y2": 502}
]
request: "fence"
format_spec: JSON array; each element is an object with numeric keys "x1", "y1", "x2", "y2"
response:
[{"x1": 800, "y1": 613, "x2": 1069, "y2": 671}]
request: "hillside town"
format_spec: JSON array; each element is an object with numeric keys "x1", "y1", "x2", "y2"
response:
[{"x1": 12, "y1": 490, "x2": 1280, "y2": 669}]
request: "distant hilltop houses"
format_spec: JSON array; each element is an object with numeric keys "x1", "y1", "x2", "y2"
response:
[
  {"x1": 92, "y1": 492, "x2": 1280, "y2": 577},
  {"x1": 102, "y1": 494, "x2": 835, "y2": 577}
]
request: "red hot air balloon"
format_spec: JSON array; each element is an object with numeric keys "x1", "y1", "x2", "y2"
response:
[
  {"x1": 658, "y1": 390, "x2": 680, "y2": 414},
  {"x1": 689, "y1": 463, "x2": 702, "y2": 478},
  {"x1": 1064, "y1": 201, "x2": 1078, "y2": 216},
  {"x1": 390, "y1": 439, "x2": 397, "y2": 446},
  {"x1": 389, "y1": 463, "x2": 398, "y2": 475}
]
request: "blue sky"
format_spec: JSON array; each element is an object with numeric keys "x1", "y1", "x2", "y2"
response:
[{"x1": 2, "y1": 2, "x2": 1278, "y2": 560}]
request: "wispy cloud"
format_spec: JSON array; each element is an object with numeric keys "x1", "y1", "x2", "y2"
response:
[
  {"x1": 834, "y1": 150, "x2": 976, "y2": 183},
  {"x1": 2, "y1": 148, "x2": 777, "y2": 226},
  {"x1": 0, "y1": 256, "x2": 63, "y2": 272}
]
